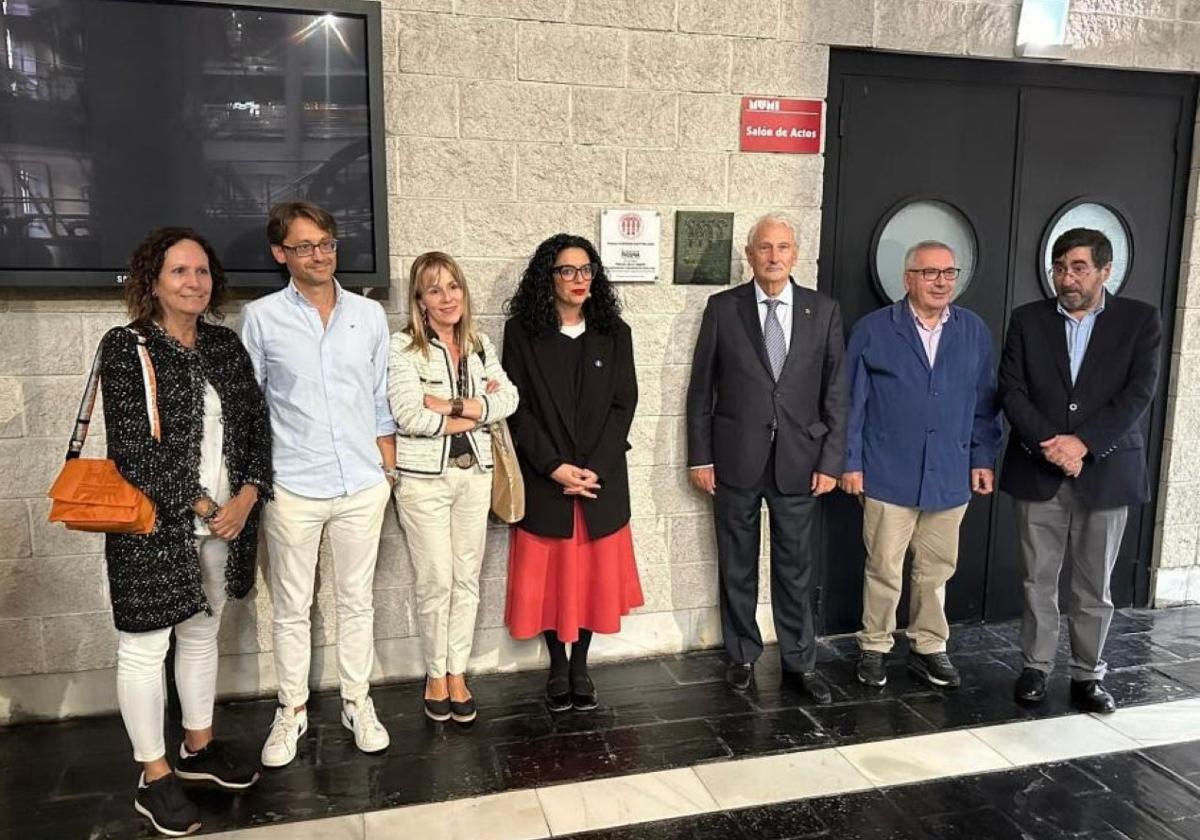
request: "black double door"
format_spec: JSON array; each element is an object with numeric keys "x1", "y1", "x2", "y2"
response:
[{"x1": 817, "y1": 50, "x2": 1196, "y2": 634}]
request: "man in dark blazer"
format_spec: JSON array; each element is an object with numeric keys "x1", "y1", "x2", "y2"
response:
[
  {"x1": 686, "y1": 214, "x2": 848, "y2": 703},
  {"x1": 999, "y1": 227, "x2": 1161, "y2": 714}
]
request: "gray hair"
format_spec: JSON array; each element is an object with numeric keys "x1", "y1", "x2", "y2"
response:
[
  {"x1": 746, "y1": 214, "x2": 798, "y2": 248},
  {"x1": 904, "y1": 240, "x2": 955, "y2": 269}
]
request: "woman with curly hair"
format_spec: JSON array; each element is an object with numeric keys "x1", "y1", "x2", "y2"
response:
[
  {"x1": 502, "y1": 233, "x2": 643, "y2": 712},
  {"x1": 98, "y1": 228, "x2": 272, "y2": 836}
]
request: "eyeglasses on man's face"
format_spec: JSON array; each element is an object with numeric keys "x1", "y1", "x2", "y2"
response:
[
  {"x1": 1050, "y1": 263, "x2": 1096, "y2": 279},
  {"x1": 280, "y1": 239, "x2": 338, "y2": 258},
  {"x1": 552, "y1": 262, "x2": 598, "y2": 282},
  {"x1": 905, "y1": 267, "x2": 960, "y2": 282}
]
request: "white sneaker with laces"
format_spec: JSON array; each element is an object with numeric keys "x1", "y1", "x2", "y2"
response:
[
  {"x1": 261, "y1": 706, "x2": 308, "y2": 768},
  {"x1": 342, "y1": 696, "x2": 389, "y2": 754}
]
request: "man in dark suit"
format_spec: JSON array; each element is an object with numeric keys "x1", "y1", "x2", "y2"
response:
[
  {"x1": 686, "y1": 214, "x2": 848, "y2": 703},
  {"x1": 999, "y1": 227, "x2": 1161, "y2": 714}
]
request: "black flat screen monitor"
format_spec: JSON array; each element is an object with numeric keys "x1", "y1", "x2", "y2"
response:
[{"x1": 0, "y1": 0, "x2": 389, "y2": 287}]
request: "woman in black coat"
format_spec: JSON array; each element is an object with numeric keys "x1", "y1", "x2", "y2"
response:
[
  {"x1": 99, "y1": 228, "x2": 272, "y2": 837},
  {"x1": 502, "y1": 233, "x2": 643, "y2": 713}
]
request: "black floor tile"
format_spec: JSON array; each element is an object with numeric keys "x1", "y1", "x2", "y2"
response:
[
  {"x1": 491, "y1": 731, "x2": 617, "y2": 787},
  {"x1": 920, "y1": 807, "x2": 1047, "y2": 840},
  {"x1": 732, "y1": 799, "x2": 827, "y2": 837},
  {"x1": 805, "y1": 699, "x2": 935, "y2": 743},
  {"x1": 1074, "y1": 752, "x2": 1200, "y2": 821},
  {"x1": 1146, "y1": 742, "x2": 1200, "y2": 779},
  {"x1": 803, "y1": 790, "x2": 931, "y2": 840},
  {"x1": 604, "y1": 719, "x2": 732, "y2": 771},
  {"x1": 555, "y1": 811, "x2": 750, "y2": 840},
  {"x1": 708, "y1": 707, "x2": 832, "y2": 756}
]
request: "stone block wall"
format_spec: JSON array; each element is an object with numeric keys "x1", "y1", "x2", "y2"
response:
[{"x1": 1, "y1": 0, "x2": 1199, "y2": 720}]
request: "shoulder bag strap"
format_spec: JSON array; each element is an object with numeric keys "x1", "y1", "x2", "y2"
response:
[{"x1": 65, "y1": 328, "x2": 161, "y2": 461}]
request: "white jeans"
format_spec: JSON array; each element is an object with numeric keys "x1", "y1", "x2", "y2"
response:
[
  {"x1": 264, "y1": 481, "x2": 391, "y2": 708},
  {"x1": 394, "y1": 467, "x2": 492, "y2": 678},
  {"x1": 117, "y1": 537, "x2": 229, "y2": 763}
]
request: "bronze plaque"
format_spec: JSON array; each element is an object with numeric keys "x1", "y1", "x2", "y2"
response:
[{"x1": 673, "y1": 211, "x2": 733, "y2": 285}]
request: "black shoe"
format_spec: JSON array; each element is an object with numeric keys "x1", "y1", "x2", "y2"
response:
[
  {"x1": 546, "y1": 673, "x2": 572, "y2": 713},
  {"x1": 856, "y1": 651, "x2": 887, "y2": 687},
  {"x1": 424, "y1": 695, "x2": 451, "y2": 722},
  {"x1": 134, "y1": 773, "x2": 201, "y2": 837},
  {"x1": 725, "y1": 663, "x2": 753, "y2": 692},
  {"x1": 784, "y1": 670, "x2": 832, "y2": 705},
  {"x1": 570, "y1": 672, "x2": 598, "y2": 710},
  {"x1": 450, "y1": 696, "x2": 477, "y2": 724},
  {"x1": 1014, "y1": 668, "x2": 1047, "y2": 704},
  {"x1": 175, "y1": 739, "x2": 260, "y2": 790},
  {"x1": 1070, "y1": 679, "x2": 1116, "y2": 714},
  {"x1": 908, "y1": 651, "x2": 961, "y2": 688}
]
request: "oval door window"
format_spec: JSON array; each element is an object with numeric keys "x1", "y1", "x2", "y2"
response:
[
  {"x1": 871, "y1": 199, "x2": 978, "y2": 304},
  {"x1": 1040, "y1": 199, "x2": 1131, "y2": 297}
]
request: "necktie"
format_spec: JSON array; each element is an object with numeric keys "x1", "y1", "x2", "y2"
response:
[{"x1": 763, "y1": 298, "x2": 786, "y2": 380}]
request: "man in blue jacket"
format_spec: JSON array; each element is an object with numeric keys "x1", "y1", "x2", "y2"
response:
[{"x1": 839, "y1": 240, "x2": 1001, "y2": 689}]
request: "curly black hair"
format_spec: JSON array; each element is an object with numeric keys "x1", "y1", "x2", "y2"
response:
[
  {"x1": 125, "y1": 227, "x2": 227, "y2": 328},
  {"x1": 505, "y1": 233, "x2": 623, "y2": 337}
]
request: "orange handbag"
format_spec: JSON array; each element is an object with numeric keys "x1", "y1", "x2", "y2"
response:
[{"x1": 47, "y1": 330, "x2": 159, "y2": 534}]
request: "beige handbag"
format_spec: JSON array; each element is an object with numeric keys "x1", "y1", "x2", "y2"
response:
[{"x1": 489, "y1": 418, "x2": 525, "y2": 524}]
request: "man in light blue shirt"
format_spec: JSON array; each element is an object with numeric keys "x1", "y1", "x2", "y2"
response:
[{"x1": 241, "y1": 201, "x2": 396, "y2": 767}]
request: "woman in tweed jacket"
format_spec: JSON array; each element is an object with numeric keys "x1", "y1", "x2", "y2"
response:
[
  {"x1": 388, "y1": 251, "x2": 518, "y2": 724},
  {"x1": 99, "y1": 228, "x2": 271, "y2": 837}
]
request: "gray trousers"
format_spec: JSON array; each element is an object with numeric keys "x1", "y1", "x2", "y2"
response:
[{"x1": 1015, "y1": 481, "x2": 1129, "y2": 681}]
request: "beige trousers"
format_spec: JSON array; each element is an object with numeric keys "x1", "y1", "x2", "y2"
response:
[
  {"x1": 394, "y1": 466, "x2": 492, "y2": 678},
  {"x1": 857, "y1": 497, "x2": 967, "y2": 655}
]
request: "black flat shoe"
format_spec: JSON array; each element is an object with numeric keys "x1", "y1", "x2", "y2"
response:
[
  {"x1": 450, "y1": 696, "x2": 477, "y2": 724},
  {"x1": 725, "y1": 663, "x2": 753, "y2": 692},
  {"x1": 424, "y1": 695, "x2": 451, "y2": 722},
  {"x1": 1070, "y1": 679, "x2": 1116, "y2": 714},
  {"x1": 570, "y1": 673, "x2": 598, "y2": 711},
  {"x1": 1014, "y1": 668, "x2": 1047, "y2": 704},
  {"x1": 546, "y1": 673, "x2": 572, "y2": 713},
  {"x1": 796, "y1": 670, "x2": 832, "y2": 705}
]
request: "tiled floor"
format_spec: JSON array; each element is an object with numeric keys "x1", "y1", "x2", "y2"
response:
[{"x1": 5, "y1": 606, "x2": 1200, "y2": 839}]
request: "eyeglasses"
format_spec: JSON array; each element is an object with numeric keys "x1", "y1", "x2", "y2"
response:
[
  {"x1": 1050, "y1": 264, "x2": 1095, "y2": 279},
  {"x1": 552, "y1": 263, "x2": 597, "y2": 281},
  {"x1": 905, "y1": 267, "x2": 960, "y2": 282},
  {"x1": 280, "y1": 239, "x2": 338, "y2": 258}
]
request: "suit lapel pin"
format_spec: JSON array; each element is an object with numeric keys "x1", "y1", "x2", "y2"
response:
[
  {"x1": 594, "y1": 359, "x2": 603, "y2": 367},
  {"x1": 804, "y1": 307, "x2": 812, "y2": 316}
]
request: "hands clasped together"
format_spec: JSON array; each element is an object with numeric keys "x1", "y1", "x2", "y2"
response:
[{"x1": 1040, "y1": 433, "x2": 1087, "y2": 478}]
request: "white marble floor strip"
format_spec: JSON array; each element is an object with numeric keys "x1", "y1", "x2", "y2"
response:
[{"x1": 203, "y1": 696, "x2": 1200, "y2": 840}]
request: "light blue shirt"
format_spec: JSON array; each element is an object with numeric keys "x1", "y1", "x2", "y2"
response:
[
  {"x1": 753, "y1": 277, "x2": 793, "y2": 352},
  {"x1": 241, "y1": 279, "x2": 396, "y2": 499},
  {"x1": 1058, "y1": 292, "x2": 1107, "y2": 384}
]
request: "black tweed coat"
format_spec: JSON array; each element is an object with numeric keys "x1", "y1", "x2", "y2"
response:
[{"x1": 99, "y1": 321, "x2": 272, "y2": 632}]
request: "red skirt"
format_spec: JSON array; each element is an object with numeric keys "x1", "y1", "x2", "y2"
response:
[{"x1": 505, "y1": 502, "x2": 643, "y2": 643}]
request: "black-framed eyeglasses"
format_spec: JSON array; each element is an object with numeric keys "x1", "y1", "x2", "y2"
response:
[
  {"x1": 280, "y1": 239, "x2": 338, "y2": 258},
  {"x1": 905, "y1": 267, "x2": 960, "y2": 282},
  {"x1": 552, "y1": 263, "x2": 597, "y2": 281}
]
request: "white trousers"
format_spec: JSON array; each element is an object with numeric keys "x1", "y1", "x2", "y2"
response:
[
  {"x1": 264, "y1": 481, "x2": 391, "y2": 708},
  {"x1": 117, "y1": 537, "x2": 229, "y2": 763},
  {"x1": 394, "y1": 467, "x2": 492, "y2": 678}
]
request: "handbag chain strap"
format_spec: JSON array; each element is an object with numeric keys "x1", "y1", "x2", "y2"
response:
[{"x1": 67, "y1": 328, "x2": 161, "y2": 460}]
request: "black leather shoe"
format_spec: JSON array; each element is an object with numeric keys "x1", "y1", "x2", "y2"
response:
[
  {"x1": 1070, "y1": 679, "x2": 1116, "y2": 714},
  {"x1": 725, "y1": 663, "x2": 753, "y2": 692},
  {"x1": 785, "y1": 670, "x2": 832, "y2": 705},
  {"x1": 570, "y1": 672, "x2": 598, "y2": 711},
  {"x1": 546, "y1": 673, "x2": 572, "y2": 713},
  {"x1": 1014, "y1": 668, "x2": 1047, "y2": 704}
]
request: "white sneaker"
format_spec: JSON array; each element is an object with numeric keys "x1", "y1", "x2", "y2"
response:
[
  {"x1": 341, "y1": 696, "x2": 389, "y2": 754},
  {"x1": 261, "y1": 706, "x2": 308, "y2": 768}
]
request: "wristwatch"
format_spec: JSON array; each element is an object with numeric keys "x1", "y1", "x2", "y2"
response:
[
  {"x1": 450, "y1": 398, "x2": 464, "y2": 418},
  {"x1": 196, "y1": 497, "x2": 221, "y2": 524},
  {"x1": 384, "y1": 467, "x2": 400, "y2": 483}
]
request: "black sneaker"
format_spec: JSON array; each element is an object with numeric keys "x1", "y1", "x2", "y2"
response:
[
  {"x1": 908, "y1": 651, "x2": 961, "y2": 688},
  {"x1": 175, "y1": 740, "x2": 260, "y2": 790},
  {"x1": 857, "y1": 651, "x2": 887, "y2": 687},
  {"x1": 134, "y1": 773, "x2": 201, "y2": 837}
]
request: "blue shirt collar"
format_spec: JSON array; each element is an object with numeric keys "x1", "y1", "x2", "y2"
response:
[{"x1": 1056, "y1": 290, "x2": 1106, "y2": 322}]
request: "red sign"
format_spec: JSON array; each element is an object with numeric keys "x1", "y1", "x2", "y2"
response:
[{"x1": 739, "y1": 97, "x2": 823, "y2": 154}]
